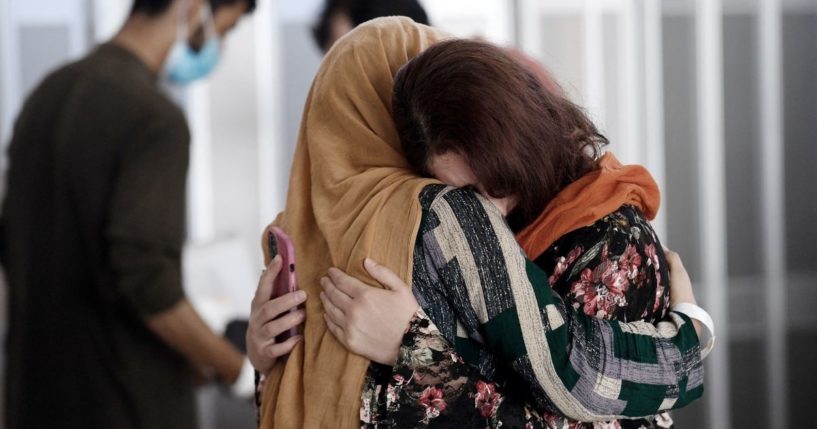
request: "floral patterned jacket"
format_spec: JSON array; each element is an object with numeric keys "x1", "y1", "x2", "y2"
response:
[{"x1": 359, "y1": 185, "x2": 702, "y2": 428}]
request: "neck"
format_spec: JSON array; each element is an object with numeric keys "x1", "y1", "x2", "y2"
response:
[{"x1": 111, "y1": 12, "x2": 178, "y2": 74}]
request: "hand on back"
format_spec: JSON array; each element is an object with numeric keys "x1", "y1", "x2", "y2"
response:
[{"x1": 320, "y1": 258, "x2": 420, "y2": 366}]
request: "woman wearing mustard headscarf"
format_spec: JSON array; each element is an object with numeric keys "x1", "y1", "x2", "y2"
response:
[
  {"x1": 249, "y1": 17, "x2": 710, "y2": 428},
  {"x1": 315, "y1": 38, "x2": 716, "y2": 429}
]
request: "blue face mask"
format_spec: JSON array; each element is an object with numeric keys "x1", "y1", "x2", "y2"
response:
[
  {"x1": 164, "y1": 3, "x2": 221, "y2": 84},
  {"x1": 165, "y1": 37, "x2": 221, "y2": 84}
]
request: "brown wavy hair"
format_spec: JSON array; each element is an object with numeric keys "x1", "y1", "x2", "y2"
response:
[{"x1": 392, "y1": 39, "x2": 608, "y2": 230}]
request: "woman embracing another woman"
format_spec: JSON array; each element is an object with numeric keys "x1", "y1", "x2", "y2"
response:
[{"x1": 248, "y1": 17, "x2": 714, "y2": 429}]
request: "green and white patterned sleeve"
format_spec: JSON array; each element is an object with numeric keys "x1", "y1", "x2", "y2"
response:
[{"x1": 420, "y1": 187, "x2": 704, "y2": 421}]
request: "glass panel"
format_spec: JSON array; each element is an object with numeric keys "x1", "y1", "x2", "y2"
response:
[
  {"x1": 782, "y1": 12, "x2": 817, "y2": 425},
  {"x1": 207, "y1": 25, "x2": 262, "y2": 241},
  {"x1": 662, "y1": 14, "x2": 702, "y2": 282},
  {"x1": 602, "y1": 12, "x2": 620, "y2": 149},
  {"x1": 538, "y1": 14, "x2": 586, "y2": 103},
  {"x1": 19, "y1": 25, "x2": 70, "y2": 99},
  {"x1": 782, "y1": 12, "x2": 817, "y2": 274},
  {"x1": 723, "y1": 14, "x2": 763, "y2": 280}
]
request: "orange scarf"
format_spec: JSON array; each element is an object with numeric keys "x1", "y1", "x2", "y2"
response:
[{"x1": 515, "y1": 153, "x2": 660, "y2": 260}]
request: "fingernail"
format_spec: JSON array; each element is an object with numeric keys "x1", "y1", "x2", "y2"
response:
[
  {"x1": 364, "y1": 258, "x2": 376, "y2": 269},
  {"x1": 296, "y1": 290, "x2": 307, "y2": 301}
]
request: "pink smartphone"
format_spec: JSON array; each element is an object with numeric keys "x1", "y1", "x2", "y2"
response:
[{"x1": 267, "y1": 227, "x2": 300, "y2": 343}]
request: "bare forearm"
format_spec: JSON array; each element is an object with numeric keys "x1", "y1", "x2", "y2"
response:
[{"x1": 146, "y1": 299, "x2": 243, "y2": 384}]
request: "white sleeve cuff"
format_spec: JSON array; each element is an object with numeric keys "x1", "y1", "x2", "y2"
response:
[
  {"x1": 230, "y1": 356, "x2": 256, "y2": 399},
  {"x1": 671, "y1": 302, "x2": 716, "y2": 359}
]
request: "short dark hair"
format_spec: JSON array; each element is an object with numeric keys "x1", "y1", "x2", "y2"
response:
[
  {"x1": 393, "y1": 40, "x2": 607, "y2": 230},
  {"x1": 130, "y1": 0, "x2": 255, "y2": 16},
  {"x1": 130, "y1": 0, "x2": 174, "y2": 16},
  {"x1": 312, "y1": 0, "x2": 429, "y2": 51},
  {"x1": 210, "y1": 0, "x2": 256, "y2": 14}
]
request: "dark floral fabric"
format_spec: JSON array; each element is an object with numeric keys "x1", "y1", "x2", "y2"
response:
[
  {"x1": 540, "y1": 205, "x2": 670, "y2": 325},
  {"x1": 361, "y1": 310, "x2": 540, "y2": 428},
  {"x1": 531, "y1": 204, "x2": 673, "y2": 428},
  {"x1": 361, "y1": 203, "x2": 681, "y2": 428}
]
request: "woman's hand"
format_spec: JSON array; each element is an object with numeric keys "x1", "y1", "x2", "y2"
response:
[
  {"x1": 664, "y1": 248, "x2": 703, "y2": 335},
  {"x1": 320, "y1": 258, "x2": 420, "y2": 366},
  {"x1": 246, "y1": 255, "x2": 307, "y2": 375},
  {"x1": 664, "y1": 249, "x2": 696, "y2": 306}
]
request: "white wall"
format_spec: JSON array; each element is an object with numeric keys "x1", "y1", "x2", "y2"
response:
[
  {"x1": 0, "y1": 0, "x2": 89, "y2": 163},
  {"x1": 92, "y1": 0, "x2": 131, "y2": 41},
  {"x1": 182, "y1": 4, "x2": 283, "y2": 427},
  {"x1": 276, "y1": 0, "x2": 516, "y2": 195}
]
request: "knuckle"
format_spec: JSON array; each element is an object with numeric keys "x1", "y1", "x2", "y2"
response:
[
  {"x1": 345, "y1": 331, "x2": 356, "y2": 348},
  {"x1": 260, "y1": 270, "x2": 273, "y2": 285},
  {"x1": 330, "y1": 325, "x2": 341, "y2": 340},
  {"x1": 258, "y1": 304, "x2": 270, "y2": 319},
  {"x1": 262, "y1": 303, "x2": 278, "y2": 320},
  {"x1": 337, "y1": 277, "x2": 350, "y2": 290},
  {"x1": 347, "y1": 331, "x2": 362, "y2": 351},
  {"x1": 287, "y1": 310, "x2": 303, "y2": 325},
  {"x1": 264, "y1": 322, "x2": 279, "y2": 338},
  {"x1": 263, "y1": 346, "x2": 279, "y2": 360}
]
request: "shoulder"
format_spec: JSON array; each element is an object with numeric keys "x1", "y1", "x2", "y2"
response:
[
  {"x1": 419, "y1": 185, "x2": 504, "y2": 220},
  {"x1": 76, "y1": 46, "x2": 186, "y2": 128},
  {"x1": 550, "y1": 205, "x2": 657, "y2": 251},
  {"x1": 417, "y1": 185, "x2": 518, "y2": 265},
  {"x1": 418, "y1": 185, "x2": 509, "y2": 234},
  {"x1": 20, "y1": 58, "x2": 86, "y2": 108},
  {"x1": 599, "y1": 204, "x2": 660, "y2": 246},
  {"x1": 537, "y1": 204, "x2": 662, "y2": 278}
]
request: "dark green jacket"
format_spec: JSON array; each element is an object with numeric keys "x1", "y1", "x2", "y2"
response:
[{"x1": 1, "y1": 43, "x2": 195, "y2": 429}]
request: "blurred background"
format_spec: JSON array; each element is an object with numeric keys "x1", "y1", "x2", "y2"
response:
[{"x1": 0, "y1": 0, "x2": 815, "y2": 428}]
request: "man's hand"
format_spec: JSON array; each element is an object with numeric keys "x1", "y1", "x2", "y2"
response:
[{"x1": 146, "y1": 300, "x2": 244, "y2": 385}]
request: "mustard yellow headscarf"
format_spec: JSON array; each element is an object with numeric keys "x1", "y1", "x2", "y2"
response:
[{"x1": 259, "y1": 17, "x2": 451, "y2": 428}]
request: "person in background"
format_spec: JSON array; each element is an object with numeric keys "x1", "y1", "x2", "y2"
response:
[
  {"x1": 0, "y1": 0, "x2": 302, "y2": 428},
  {"x1": 312, "y1": 0, "x2": 430, "y2": 53},
  {"x1": 246, "y1": 18, "x2": 708, "y2": 428},
  {"x1": 319, "y1": 39, "x2": 714, "y2": 428}
]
